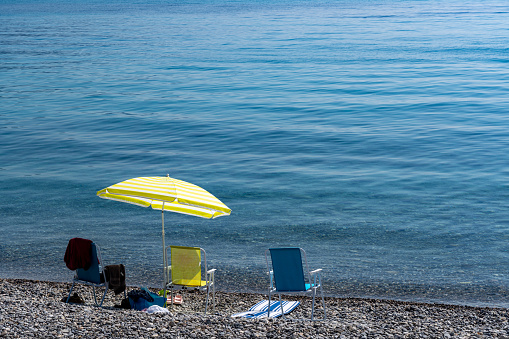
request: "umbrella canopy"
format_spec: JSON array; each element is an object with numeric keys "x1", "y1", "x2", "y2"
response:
[
  {"x1": 96, "y1": 175, "x2": 231, "y2": 287},
  {"x1": 97, "y1": 176, "x2": 231, "y2": 219}
]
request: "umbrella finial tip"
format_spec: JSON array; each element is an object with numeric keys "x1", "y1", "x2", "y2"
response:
[{"x1": 167, "y1": 173, "x2": 169, "y2": 177}]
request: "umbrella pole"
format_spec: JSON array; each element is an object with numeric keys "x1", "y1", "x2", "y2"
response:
[{"x1": 162, "y1": 204, "x2": 167, "y2": 298}]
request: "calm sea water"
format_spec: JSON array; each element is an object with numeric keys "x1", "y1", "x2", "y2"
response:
[{"x1": 1, "y1": 0, "x2": 509, "y2": 307}]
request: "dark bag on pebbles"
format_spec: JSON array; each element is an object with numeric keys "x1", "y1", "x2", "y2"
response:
[{"x1": 118, "y1": 298, "x2": 131, "y2": 309}]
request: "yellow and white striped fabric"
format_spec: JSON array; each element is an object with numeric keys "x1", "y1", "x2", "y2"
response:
[{"x1": 97, "y1": 176, "x2": 231, "y2": 219}]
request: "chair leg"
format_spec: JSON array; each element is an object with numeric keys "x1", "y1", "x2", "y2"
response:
[
  {"x1": 279, "y1": 294, "x2": 285, "y2": 319},
  {"x1": 320, "y1": 285, "x2": 327, "y2": 320},
  {"x1": 163, "y1": 287, "x2": 167, "y2": 307},
  {"x1": 170, "y1": 288, "x2": 174, "y2": 309},
  {"x1": 66, "y1": 281, "x2": 76, "y2": 303},
  {"x1": 90, "y1": 286, "x2": 107, "y2": 307},
  {"x1": 268, "y1": 291, "x2": 272, "y2": 318},
  {"x1": 205, "y1": 284, "x2": 210, "y2": 314},
  {"x1": 212, "y1": 282, "x2": 216, "y2": 312},
  {"x1": 311, "y1": 288, "x2": 317, "y2": 321},
  {"x1": 99, "y1": 286, "x2": 107, "y2": 307},
  {"x1": 92, "y1": 286, "x2": 98, "y2": 306}
]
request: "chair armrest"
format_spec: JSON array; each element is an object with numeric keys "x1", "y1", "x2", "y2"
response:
[
  {"x1": 164, "y1": 265, "x2": 172, "y2": 286},
  {"x1": 206, "y1": 268, "x2": 216, "y2": 285},
  {"x1": 309, "y1": 269, "x2": 323, "y2": 288},
  {"x1": 310, "y1": 269, "x2": 322, "y2": 275},
  {"x1": 268, "y1": 270, "x2": 275, "y2": 290}
]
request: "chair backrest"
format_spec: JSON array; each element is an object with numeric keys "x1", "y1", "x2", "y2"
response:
[
  {"x1": 170, "y1": 246, "x2": 202, "y2": 287},
  {"x1": 76, "y1": 243, "x2": 102, "y2": 284},
  {"x1": 269, "y1": 247, "x2": 306, "y2": 292}
]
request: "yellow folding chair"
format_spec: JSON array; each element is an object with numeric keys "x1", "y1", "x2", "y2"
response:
[{"x1": 164, "y1": 245, "x2": 215, "y2": 313}]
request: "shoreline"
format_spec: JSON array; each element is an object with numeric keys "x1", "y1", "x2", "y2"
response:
[{"x1": 1, "y1": 278, "x2": 509, "y2": 338}]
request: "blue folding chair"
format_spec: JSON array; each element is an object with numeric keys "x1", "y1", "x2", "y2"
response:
[
  {"x1": 66, "y1": 242, "x2": 109, "y2": 307},
  {"x1": 265, "y1": 247, "x2": 326, "y2": 320}
]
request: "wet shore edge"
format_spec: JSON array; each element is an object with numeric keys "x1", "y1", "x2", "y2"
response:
[{"x1": 1, "y1": 278, "x2": 509, "y2": 338}]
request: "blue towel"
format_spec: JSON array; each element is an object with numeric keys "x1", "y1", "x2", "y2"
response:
[{"x1": 231, "y1": 300, "x2": 300, "y2": 318}]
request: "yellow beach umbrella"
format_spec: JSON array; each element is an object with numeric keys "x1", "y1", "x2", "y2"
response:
[{"x1": 97, "y1": 175, "x2": 231, "y2": 287}]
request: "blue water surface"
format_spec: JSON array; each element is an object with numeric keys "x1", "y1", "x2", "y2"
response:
[{"x1": 1, "y1": 0, "x2": 509, "y2": 307}]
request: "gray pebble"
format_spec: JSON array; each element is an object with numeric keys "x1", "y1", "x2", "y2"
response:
[{"x1": 1, "y1": 278, "x2": 509, "y2": 338}]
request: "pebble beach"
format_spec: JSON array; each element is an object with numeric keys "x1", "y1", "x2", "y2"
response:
[{"x1": 1, "y1": 278, "x2": 509, "y2": 338}]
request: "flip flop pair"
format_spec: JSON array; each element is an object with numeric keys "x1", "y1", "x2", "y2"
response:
[{"x1": 168, "y1": 295, "x2": 183, "y2": 305}]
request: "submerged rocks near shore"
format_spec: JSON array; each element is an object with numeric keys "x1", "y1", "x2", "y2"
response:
[{"x1": 1, "y1": 278, "x2": 509, "y2": 338}]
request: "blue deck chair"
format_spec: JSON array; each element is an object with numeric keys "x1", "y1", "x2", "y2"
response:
[
  {"x1": 66, "y1": 242, "x2": 109, "y2": 307},
  {"x1": 164, "y1": 245, "x2": 216, "y2": 313},
  {"x1": 265, "y1": 247, "x2": 326, "y2": 320}
]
